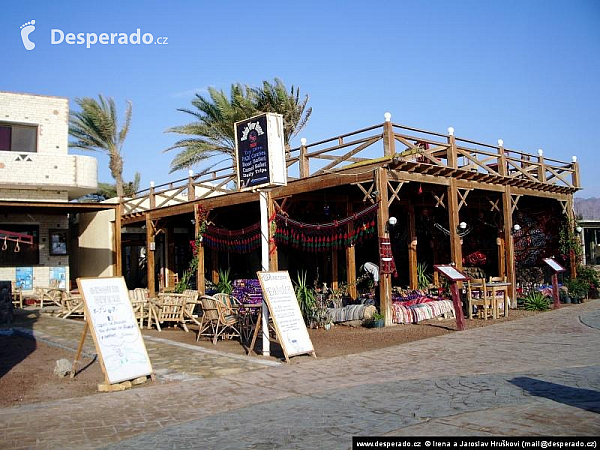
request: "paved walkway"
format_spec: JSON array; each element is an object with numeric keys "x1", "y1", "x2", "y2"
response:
[{"x1": 1, "y1": 301, "x2": 599, "y2": 449}]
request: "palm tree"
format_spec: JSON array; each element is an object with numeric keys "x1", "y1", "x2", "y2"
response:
[
  {"x1": 69, "y1": 95, "x2": 132, "y2": 197},
  {"x1": 165, "y1": 78, "x2": 311, "y2": 173}
]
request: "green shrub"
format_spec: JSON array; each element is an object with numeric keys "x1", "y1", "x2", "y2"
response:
[
  {"x1": 216, "y1": 268, "x2": 232, "y2": 294},
  {"x1": 417, "y1": 262, "x2": 432, "y2": 290},
  {"x1": 522, "y1": 291, "x2": 550, "y2": 311},
  {"x1": 293, "y1": 271, "x2": 316, "y2": 325}
]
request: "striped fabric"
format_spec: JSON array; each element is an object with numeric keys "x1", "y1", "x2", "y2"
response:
[{"x1": 391, "y1": 299, "x2": 455, "y2": 324}]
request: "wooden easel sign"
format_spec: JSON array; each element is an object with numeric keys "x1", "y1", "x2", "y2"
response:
[
  {"x1": 73, "y1": 277, "x2": 154, "y2": 386},
  {"x1": 543, "y1": 258, "x2": 566, "y2": 309},
  {"x1": 257, "y1": 271, "x2": 316, "y2": 362},
  {"x1": 434, "y1": 264, "x2": 468, "y2": 331}
]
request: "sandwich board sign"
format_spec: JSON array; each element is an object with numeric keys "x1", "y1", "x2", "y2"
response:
[
  {"x1": 73, "y1": 277, "x2": 153, "y2": 385},
  {"x1": 257, "y1": 271, "x2": 316, "y2": 362},
  {"x1": 234, "y1": 113, "x2": 287, "y2": 191}
]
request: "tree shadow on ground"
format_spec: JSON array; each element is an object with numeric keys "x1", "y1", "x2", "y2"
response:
[
  {"x1": 510, "y1": 376, "x2": 600, "y2": 413},
  {"x1": 0, "y1": 309, "x2": 40, "y2": 378}
]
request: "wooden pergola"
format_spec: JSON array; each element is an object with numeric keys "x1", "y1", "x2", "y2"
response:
[{"x1": 117, "y1": 119, "x2": 580, "y2": 325}]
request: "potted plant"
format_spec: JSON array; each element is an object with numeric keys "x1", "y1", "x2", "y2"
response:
[{"x1": 365, "y1": 311, "x2": 385, "y2": 328}]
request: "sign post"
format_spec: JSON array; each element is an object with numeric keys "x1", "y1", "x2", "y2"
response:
[
  {"x1": 543, "y1": 258, "x2": 566, "y2": 309},
  {"x1": 235, "y1": 113, "x2": 287, "y2": 356},
  {"x1": 434, "y1": 264, "x2": 469, "y2": 331}
]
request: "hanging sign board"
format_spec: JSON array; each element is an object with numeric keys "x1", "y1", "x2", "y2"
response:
[
  {"x1": 234, "y1": 113, "x2": 287, "y2": 191},
  {"x1": 257, "y1": 271, "x2": 315, "y2": 362},
  {"x1": 77, "y1": 277, "x2": 153, "y2": 384},
  {"x1": 434, "y1": 265, "x2": 467, "y2": 331},
  {"x1": 434, "y1": 264, "x2": 469, "y2": 282},
  {"x1": 543, "y1": 258, "x2": 566, "y2": 273}
]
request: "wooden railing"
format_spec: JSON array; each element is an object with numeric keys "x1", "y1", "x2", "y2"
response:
[{"x1": 121, "y1": 121, "x2": 579, "y2": 217}]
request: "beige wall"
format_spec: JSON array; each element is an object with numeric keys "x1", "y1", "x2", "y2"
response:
[
  {"x1": 74, "y1": 209, "x2": 115, "y2": 278},
  {"x1": 0, "y1": 91, "x2": 97, "y2": 200}
]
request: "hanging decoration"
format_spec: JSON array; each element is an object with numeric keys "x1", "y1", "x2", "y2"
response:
[
  {"x1": 379, "y1": 237, "x2": 398, "y2": 277},
  {"x1": 202, "y1": 222, "x2": 262, "y2": 254},
  {"x1": 274, "y1": 203, "x2": 379, "y2": 252}
]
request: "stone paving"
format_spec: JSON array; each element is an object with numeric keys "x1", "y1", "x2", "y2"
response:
[{"x1": 1, "y1": 301, "x2": 599, "y2": 449}]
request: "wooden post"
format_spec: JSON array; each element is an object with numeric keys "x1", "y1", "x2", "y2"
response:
[
  {"x1": 383, "y1": 115, "x2": 396, "y2": 157},
  {"x1": 299, "y1": 139, "x2": 309, "y2": 178},
  {"x1": 187, "y1": 170, "x2": 195, "y2": 201},
  {"x1": 149, "y1": 182, "x2": 156, "y2": 209},
  {"x1": 502, "y1": 187, "x2": 516, "y2": 306},
  {"x1": 331, "y1": 249, "x2": 339, "y2": 291},
  {"x1": 447, "y1": 127, "x2": 457, "y2": 168},
  {"x1": 267, "y1": 192, "x2": 278, "y2": 271},
  {"x1": 497, "y1": 236, "x2": 506, "y2": 278},
  {"x1": 450, "y1": 282, "x2": 466, "y2": 331},
  {"x1": 552, "y1": 273, "x2": 560, "y2": 309},
  {"x1": 407, "y1": 204, "x2": 418, "y2": 289},
  {"x1": 498, "y1": 141, "x2": 507, "y2": 176},
  {"x1": 166, "y1": 226, "x2": 175, "y2": 289},
  {"x1": 211, "y1": 249, "x2": 219, "y2": 285},
  {"x1": 346, "y1": 201, "x2": 357, "y2": 300},
  {"x1": 195, "y1": 206, "x2": 205, "y2": 295},
  {"x1": 375, "y1": 168, "x2": 392, "y2": 326},
  {"x1": 447, "y1": 179, "x2": 463, "y2": 270},
  {"x1": 537, "y1": 150, "x2": 546, "y2": 182},
  {"x1": 567, "y1": 196, "x2": 577, "y2": 279},
  {"x1": 114, "y1": 201, "x2": 122, "y2": 276},
  {"x1": 572, "y1": 158, "x2": 580, "y2": 189},
  {"x1": 146, "y1": 214, "x2": 155, "y2": 297}
]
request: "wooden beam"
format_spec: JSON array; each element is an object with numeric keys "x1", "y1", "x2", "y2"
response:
[
  {"x1": 502, "y1": 187, "x2": 516, "y2": 306},
  {"x1": 346, "y1": 202, "x2": 357, "y2": 300},
  {"x1": 146, "y1": 213, "x2": 155, "y2": 297},
  {"x1": 375, "y1": 168, "x2": 393, "y2": 326},
  {"x1": 447, "y1": 179, "x2": 463, "y2": 270},
  {"x1": 195, "y1": 206, "x2": 205, "y2": 295},
  {"x1": 114, "y1": 201, "x2": 122, "y2": 276},
  {"x1": 267, "y1": 191, "x2": 278, "y2": 271},
  {"x1": 383, "y1": 120, "x2": 396, "y2": 157},
  {"x1": 408, "y1": 204, "x2": 418, "y2": 289}
]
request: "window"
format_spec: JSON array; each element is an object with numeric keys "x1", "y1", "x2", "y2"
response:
[
  {"x1": 0, "y1": 225, "x2": 39, "y2": 266},
  {"x1": 49, "y1": 229, "x2": 68, "y2": 255},
  {"x1": 0, "y1": 123, "x2": 37, "y2": 152}
]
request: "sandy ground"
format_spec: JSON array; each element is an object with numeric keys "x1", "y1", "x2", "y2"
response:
[{"x1": 0, "y1": 309, "x2": 540, "y2": 408}]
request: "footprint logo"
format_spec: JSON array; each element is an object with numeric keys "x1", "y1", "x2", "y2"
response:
[{"x1": 20, "y1": 20, "x2": 36, "y2": 50}]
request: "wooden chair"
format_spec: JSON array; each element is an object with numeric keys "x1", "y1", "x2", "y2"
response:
[
  {"x1": 467, "y1": 278, "x2": 494, "y2": 320},
  {"x1": 57, "y1": 291, "x2": 85, "y2": 319},
  {"x1": 199, "y1": 295, "x2": 240, "y2": 344},
  {"x1": 11, "y1": 286, "x2": 23, "y2": 309},
  {"x1": 180, "y1": 289, "x2": 204, "y2": 332},
  {"x1": 148, "y1": 293, "x2": 188, "y2": 332},
  {"x1": 488, "y1": 276, "x2": 509, "y2": 318},
  {"x1": 129, "y1": 288, "x2": 150, "y2": 328}
]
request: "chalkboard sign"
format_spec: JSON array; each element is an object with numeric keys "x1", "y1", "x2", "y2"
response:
[
  {"x1": 234, "y1": 113, "x2": 286, "y2": 191},
  {"x1": 257, "y1": 271, "x2": 315, "y2": 361},
  {"x1": 77, "y1": 277, "x2": 153, "y2": 384}
]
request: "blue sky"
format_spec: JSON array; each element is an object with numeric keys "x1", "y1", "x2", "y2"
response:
[{"x1": 2, "y1": 0, "x2": 599, "y2": 197}]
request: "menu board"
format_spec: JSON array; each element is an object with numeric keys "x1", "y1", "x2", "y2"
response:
[
  {"x1": 543, "y1": 258, "x2": 566, "y2": 273},
  {"x1": 257, "y1": 271, "x2": 315, "y2": 360},
  {"x1": 77, "y1": 277, "x2": 152, "y2": 384},
  {"x1": 434, "y1": 264, "x2": 469, "y2": 281},
  {"x1": 234, "y1": 113, "x2": 286, "y2": 190}
]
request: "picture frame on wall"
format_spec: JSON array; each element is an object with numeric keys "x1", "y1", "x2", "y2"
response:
[{"x1": 49, "y1": 229, "x2": 68, "y2": 255}]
